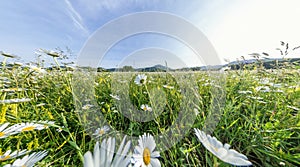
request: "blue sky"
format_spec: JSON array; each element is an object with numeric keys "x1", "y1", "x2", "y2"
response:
[{"x1": 1, "y1": 0, "x2": 300, "y2": 68}]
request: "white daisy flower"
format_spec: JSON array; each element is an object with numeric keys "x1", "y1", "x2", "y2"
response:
[
  {"x1": 238, "y1": 90, "x2": 252, "y2": 94},
  {"x1": 247, "y1": 96, "x2": 263, "y2": 100},
  {"x1": 0, "y1": 51, "x2": 18, "y2": 58},
  {"x1": 37, "y1": 121, "x2": 55, "y2": 129},
  {"x1": 0, "y1": 88, "x2": 25, "y2": 93},
  {"x1": 0, "y1": 98, "x2": 32, "y2": 104},
  {"x1": 140, "y1": 104, "x2": 152, "y2": 112},
  {"x1": 92, "y1": 125, "x2": 110, "y2": 138},
  {"x1": 110, "y1": 94, "x2": 120, "y2": 101},
  {"x1": 29, "y1": 65, "x2": 47, "y2": 74},
  {"x1": 0, "y1": 123, "x2": 23, "y2": 138},
  {"x1": 132, "y1": 133, "x2": 161, "y2": 167},
  {"x1": 255, "y1": 86, "x2": 270, "y2": 93},
  {"x1": 162, "y1": 85, "x2": 174, "y2": 89},
  {"x1": 279, "y1": 161, "x2": 286, "y2": 166},
  {"x1": 194, "y1": 128, "x2": 252, "y2": 166},
  {"x1": 56, "y1": 126, "x2": 64, "y2": 132},
  {"x1": 3, "y1": 150, "x2": 48, "y2": 167},
  {"x1": 16, "y1": 122, "x2": 46, "y2": 132},
  {"x1": 46, "y1": 50, "x2": 60, "y2": 57},
  {"x1": 13, "y1": 62, "x2": 23, "y2": 66},
  {"x1": 84, "y1": 136, "x2": 131, "y2": 167},
  {"x1": 134, "y1": 74, "x2": 147, "y2": 86},
  {"x1": 0, "y1": 149, "x2": 29, "y2": 161},
  {"x1": 82, "y1": 104, "x2": 94, "y2": 110},
  {"x1": 259, "y1": 78, "x2": 270, "y2": 85}
]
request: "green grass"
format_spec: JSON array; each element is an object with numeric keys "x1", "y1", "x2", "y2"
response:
[{"x1": 0, "y1": 64, "x2": 299, "y2": 166}]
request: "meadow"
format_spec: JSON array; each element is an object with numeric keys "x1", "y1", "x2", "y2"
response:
[{"x1": 0, "y1": 55, "x2": 299, "y2": 166}]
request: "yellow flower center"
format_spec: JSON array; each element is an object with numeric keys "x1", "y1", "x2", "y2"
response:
[
  {"x1": 143, "y1": 147, "x2": 151, "y2": 165},
  {"x1": 0, "y1": 132, "x2": 5, "y2": 137},
  {"x1": 99, "y1": 129, "x2": 105, "y2": 135},
  {"x1": 22, "y1": 126, "x2": 35, "y2": 132},
  {"x1": 0, "y1": 155, "x2": 11, "y2": 161},
  {"x1": 143, "y1": 107, "x2": 147, "y2": 111}
]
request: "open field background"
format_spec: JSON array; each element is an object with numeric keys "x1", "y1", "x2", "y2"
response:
[{"x1": 0, "y1": 61, "x2": 299, "y2": 166}]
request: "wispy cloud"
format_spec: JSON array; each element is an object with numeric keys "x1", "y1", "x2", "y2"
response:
[{"x1": 64, "y1": 0, "x2": 89, "y2": 36}]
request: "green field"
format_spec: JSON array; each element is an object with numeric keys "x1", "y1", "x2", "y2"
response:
[{"x1": 0, "y1": 62, "x2": 299, "y2": 166}]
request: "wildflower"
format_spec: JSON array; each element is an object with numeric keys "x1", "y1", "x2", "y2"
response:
[
  {"x1": 47, "y1": 50, "x2": 60, "y2": 57},
  {"x1": 0, "y1": 98, "x2": 32, "y2": 104},
  {"x1": 259, "y1": 78, "x2": 270, "y2": 85},
  {"x1": 132, "y1": 133, "x2": 161, "y2": 167},
  {"x1": 255, "y1": 86, "x2": 270, "y2": 92},
  {"x1": 141, "y1": 104, "x2": 152, "y2": 112},
  {"x1": 13, "y1": 62, "x2": 23, "y2": 66},
  {"x1": 93, "y1": 125, "x2": 110, "y2": 138},
  {"x1": 0, "y1": 88, "x2": 25, "y2": 93},
  {"x1": 84, "y1": 136, "x2": 131, "y2": 167},
  {"x1": 37, "y1": 121, "x2": 55, "y2": 129},
  {"x1": 29, "y1": 65, "x2": 47, "y2": 74},
  {"x1": 162, "y1": 85, "x2": 174, "y2": 89},
  {"x1": 56, "y1": 126, "x2": 64, "y2": 132},
  {"x1": 36, "y1": 103, "x2": 46, "y2": 107},
  {"x1": 0, "y1": 51, "x2": 18, "y2": 58},
  {"x1": 82, "y1": 104, "x2": 94, "y2": 110},
  {"x1": 238, "y1": 90, "x2": 252, "y2": 94},
  {"x1": 3, "y1": 150, "x2": 48, "y2": 167},
  {"x1": 110, "y1": 94, "x2": 120, "y2": 100},
  {"x1": 0, "y1": 123, "x2": 23, "y2": 138},
  {"x1": 16, "y1": 122, "x2": 46, "y2": 132},
  {"x1": 271, "y1": 83, "x2": 282, "y2": 88},
  {"x1": 0, "y1": 149, "x2": 29, "y2": 161},
  {"x1": 279, "y1": 162, "x2": 286, "y2": 166},
  {"x1": 247, "y1": 96, "x2": 263, "y2": 100},
  {"x1": 194, "y1": 128, "x2": 252, "y2": 166},
  {"x1": 134, "y1": 74, "x2": 147, "y2": 86}
]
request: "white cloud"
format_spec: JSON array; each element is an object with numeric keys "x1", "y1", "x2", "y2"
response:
[{"x1": 64, "y1": 0, "x2": 89, "y2": 36}]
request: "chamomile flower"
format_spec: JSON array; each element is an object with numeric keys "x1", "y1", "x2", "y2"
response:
[
  {"x1": 255, "y1": 86, "x2": 270, "y2": 93},
  {"x1": 93, "y1": 125, "x2": 110, "y2": 138},
  {"x1": 46, "y1": 50, "x2": 60, "y2": 57},
  {"x1": 0, "y1": 88, "x2": 25, "y2": 93},
  {"x1": 3, "y1": 150, "x2": 48, "y2": 167},
  {"x1": 37, "y1": 121, "x2": 55, "y2": 129},
  {"x1": 16, "y1": 122, "x2": 46, "y2": 132},
  {"x1": 132, "y1": 133, "x2": 161, "y2": 167},
  {"x1": 0, "y1": 51, "x2": 18, "y2": 58},
  {"x1": 0, "y1": 149, "x2": 29, "y2": 161},
  {"x1": 110, "y1": 94, "x2": 120, "y2": 100},
  {"x1": 82, "y1": 104, "x2": 94, "y2": 110},
  {"x1": 162, "y1": 85, "x2": 174, "y2": 89},
  {"x1": 194, "y1": 128, "x2": 252, "y2": 166},
  {"x1": 141, "y1": 104, "x2": 152, "y2": 112},
  {"x1": 0, "y1": 123, "x2": 23, "y2": 138},
  {"x1": 134, "y1": 74, "x2": 147, "y2": 86},
  {"x1": 0, "y1": 98, "x2": 32, "y2": 104},
  {"x1": 238, "y1": 90, "x2": 252, "y2": 94},
  {"x1": 84, "y1": 136, "x2": 131, "y2": 167},
  {"x1": 29, "y1": 65, "x2": 47, "y2": 74}
]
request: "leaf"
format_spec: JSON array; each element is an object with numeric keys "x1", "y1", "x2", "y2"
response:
[
  {"x1": 280, "y1": 41, "x2": 285, "y2": 46},
  {"x1": 262, "y1": 52, "x2": 269, "y2": 56}
]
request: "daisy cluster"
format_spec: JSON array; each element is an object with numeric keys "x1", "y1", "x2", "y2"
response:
[
  {"x1": 84, "y1": 131, "x2": 252, "y2": 167},
  {"x1": 0, "y1": 121, "x2": 53, "y2": 166}
]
